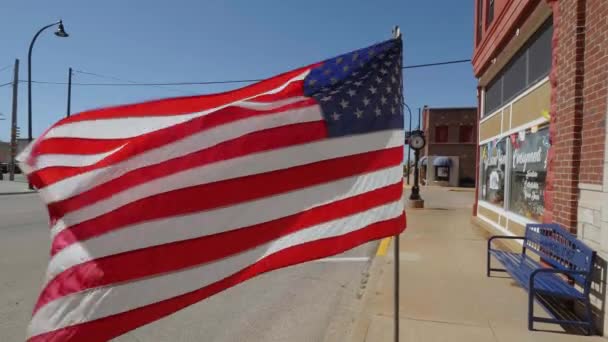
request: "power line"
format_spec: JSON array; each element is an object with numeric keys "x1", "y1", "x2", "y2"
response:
[
  {"x1": 403, "y1": 59, "x2": 471, "y2": 69},
  {"x1": 0, "y1": 65, "x2": 12, "y2": 74},
  {"x1": 26, "y1": 78, "x2": 263, "y2": 86},
  {"x1": 0, "y1": 81, "x2": 13, "y2": 88},
  {"x1": 21, "y1": 58, "x2": 471, "y2": 87},
  {"x1": 72, "y1": 69, "x2": 196, "y2": 95}
]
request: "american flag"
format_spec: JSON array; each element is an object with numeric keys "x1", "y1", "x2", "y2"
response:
[{"x1": 19, "y1": 37, "x2": 405, "y2": 341}]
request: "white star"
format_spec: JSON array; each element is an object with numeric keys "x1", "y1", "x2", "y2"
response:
[
  {"x1": 381, "y1": 96, "x2": 387, "y2": 105},
  {"x1": 384, "y1": 61, "x2": 392, "y2": 67},
  {"x1": 391, "y1": 106, "x2": 396, "y2": 114},
  {"x1": 332, "y1": 112, "x2": 341, "y2": 121},
  {"x1": 369, "y1": 86, "x2": 377, "y2": 94},
  {"x1": 386, "y1": 86, "x2": 392, "y2": 93},
  {"x1": 354, "y1": 80, "x2": 363, "y2": 87},
  {"x1": 380, "y1": 68, "x2": 388, "y2": 75},
  {"x1": 330, "y1": 78, "x2": 338, "y2": 84},
  {"x1": 375, "y1": 107, "x2": 382, "y2": 116},
  {"x1": 321, "y1": 95, "x2": 332, "y2": 102},
  {"x1": 391, "y1": 76, "x2": 397, "y2": 84},
  {"x1": 372, "y1": 63, "x2": 379, "y2": 69},
  {"x1": 347, "y1": 89, "x2": 356, "y2": 97},
  {"x1": 355, "y1": 108, "x2": 364, "y2": 118},
  {"x1": 340, "y1": 99, "x2": 349, "y2": 109},
  {"x1": 345, "y1": 80, "x2": 353, "y2": 85},
  {"x1": 379, "y1": 53, "x2": 386, "y2": 59},
  {"x1": 352, "y1": 71, "x2": 360, "y2": 76},
  {"x1": 308, "y1": 79, "x2": 317, "y2": 86},
  {"x1": 375, "y1": 76, "x2": 382, "y2": 84},
  {"x1": 394, "y1": 96, "x2": 401, "y2": 104},
  {"x1": 363, "y1": 97, "x2": 371, "y2": 106}
]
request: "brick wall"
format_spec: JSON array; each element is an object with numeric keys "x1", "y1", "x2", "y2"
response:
[
  {"x1": 545, "y1": 0, "x2": 608, "y2": 232},
  {"x1": 546, "y1": 0, "x2": 586, "y2": 232},
  {"x1": 581, "y1": 0, "x2": 608, "y2": 184}
]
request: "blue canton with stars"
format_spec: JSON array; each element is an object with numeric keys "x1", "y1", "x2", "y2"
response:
[{"x1": 304, "y1": 38, "x2": 403, "y2": 137}]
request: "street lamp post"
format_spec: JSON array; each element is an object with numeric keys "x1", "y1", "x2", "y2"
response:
[
  {"x1": 27, "y1": 20, "x2": 68, "y2": 189},
  {"x1": 27, "y1": 20, "x2": 69, "y2": 142}
]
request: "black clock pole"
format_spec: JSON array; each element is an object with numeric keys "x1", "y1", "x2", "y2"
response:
[{"x1": 410, "y1": 147, "x2": 421, "y2": 200}]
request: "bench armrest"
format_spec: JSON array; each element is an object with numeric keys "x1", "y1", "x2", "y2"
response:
[
  {"x1": 530, "y1": 268, "x2": 589, "y2": 290},
  {"x1": 487, "y1": 236, "x2": 525, "y2": 251}
]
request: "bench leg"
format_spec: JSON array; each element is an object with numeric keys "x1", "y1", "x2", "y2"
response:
[
  {"x1": 486, "y1": 250, "x2": 490, "y2": 277},
  {"x1": 585, "y1": 298, "x2": 594, "y2": 335},
  {"x1": 528, "y1": 289, "x2": 535, "y2": 331}
]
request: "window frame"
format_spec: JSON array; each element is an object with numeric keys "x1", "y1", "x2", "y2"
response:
[
  {"x1": 459, "y1": 125, "x2": 475, "y2": 143},
  {"x1": 482, "y1": 18, "x2": 553, "y2": 117},
  {"x1": 486, "y1": 0, "x2": 495, "y2": 28},
  {"x1": 434, "y1": 125, "x2": 449, "y2": 143}
]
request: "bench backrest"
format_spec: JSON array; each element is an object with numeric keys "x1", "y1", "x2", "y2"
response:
[{"x1": 524, "y1": 223, "x2": 595, "y2": 286}]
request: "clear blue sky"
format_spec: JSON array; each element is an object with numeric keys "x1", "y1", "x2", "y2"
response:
[{"x1": 0, "y1": 0, "x2": 476, "y2": 142}]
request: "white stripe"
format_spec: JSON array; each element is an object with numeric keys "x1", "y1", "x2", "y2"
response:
[
  {"x1": 44, "y1": 166, "x2": 402, "y2": 284},
  {"x1": 313, "y1": 257, "x2": 370, "y2": 262},
  {"x1": 40, "y1": 76, "x2": 310, "y2": 140},
  {"x1": 29, "y1": 201, "x2": 403, "y2": 338},
  {"x1": 49, "y1": 129, "x2": 404, "y2": 239},
  {"x1": 34, "y1": 144, "x2": 127, "y2": 169},
  {"x1": 38, "y1": 104, "x2": 323, "y2": 203}
]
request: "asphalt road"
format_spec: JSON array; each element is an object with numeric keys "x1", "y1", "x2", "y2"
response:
[{"x1": 0, "y1": 193, "x2": 382, "y2": 342}]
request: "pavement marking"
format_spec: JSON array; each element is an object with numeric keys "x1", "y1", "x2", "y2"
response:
[
  {"x1": 376, "y1": 237, "x2": 392, "y2": 256},
  {"x1": 314, "y1": 257, "x2": 370, "y2": 263}
]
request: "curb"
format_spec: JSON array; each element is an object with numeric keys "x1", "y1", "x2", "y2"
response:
[
  {"x1": 322, "y1": 238, "x2": 393, "y2": 342},
  {"x1": 0, "y1": 191, "x2": 37, "y2": 196}
]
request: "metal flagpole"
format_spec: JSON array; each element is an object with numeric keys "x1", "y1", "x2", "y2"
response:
[
  {"x1": 9, "y1": 59, "x2": 19, "y2": 181},
  {"x1": 392, "y1": 25, "x2": 401, "y2": 342}
]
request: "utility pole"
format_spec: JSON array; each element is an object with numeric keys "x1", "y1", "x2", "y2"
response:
[
  {"x1": 9, "y1": 59, "x2": 19, "y2": 181},
  {"x1": 66, "y1": 67, "x2": 72, "y2": 117}
]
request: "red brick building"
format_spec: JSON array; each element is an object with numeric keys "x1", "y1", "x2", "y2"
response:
[
  {"x1": 472, "y1": 0, "x2": 608, "y2": 332},
  {"x1": 419, "y1": 106, "x2": 477, "y2": 187}
]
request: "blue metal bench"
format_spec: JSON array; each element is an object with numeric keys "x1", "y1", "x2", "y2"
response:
[{"x1": 487, "y1": 223, "x2": 596, "y2": 334}]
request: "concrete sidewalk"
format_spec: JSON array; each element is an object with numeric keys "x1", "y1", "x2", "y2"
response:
[
  {"x1": 0, "y1": 175, "x2": 35, "y2": 195},
  {"x1": 342, "y1": 187, "x2": 604, "y2": 342}
]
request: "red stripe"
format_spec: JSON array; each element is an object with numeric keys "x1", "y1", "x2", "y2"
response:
[
  {"x1": 35, "y1": 183, "x2": 403, "y2": 313},
  {"x1": 29, "y1": 98, "x2": 316, "y2": 187},
  {"x1": 46, "y1": 121, "x2": 327, "y2": 220},
  {"x1": 50, "y1": 147, "x2": 403, "y2": 255},
  {"x1": 32, "y1": 82, "x2": 306, "y2": 157},
  {"x1": 28, "y1": 212, "x2": 405, "y2": 342},
  {"x1": 54, "y1": 66, "x2": 315, "y2": 123},
  {"x1": 33, "y1": 138, "x2": 129, "y2": 156}
]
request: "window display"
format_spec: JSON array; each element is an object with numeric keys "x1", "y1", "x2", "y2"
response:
[
  {"x1": 479, "y1": 139, "x2": 507, "y2": 206},
  {"x1": 509, "y1": 127, "x2": 549, "y2": 221}
]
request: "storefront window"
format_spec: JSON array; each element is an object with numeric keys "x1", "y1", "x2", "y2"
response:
[
  {"x1": 509, "y1": 127, "x2": 549, "y2": 221},
  {"x1": 480, "y1": 139, "x2": 507, "y2": 206}
]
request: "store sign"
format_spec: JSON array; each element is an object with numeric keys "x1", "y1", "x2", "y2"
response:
[
  {"x1": 509, "y1": 128, "x2": 549, "y2": 221},
  {"x1": 513, "y1": 147, "x2": 546, "y2": 171}
]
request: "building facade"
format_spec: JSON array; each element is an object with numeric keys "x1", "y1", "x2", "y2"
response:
[
  {"x1": 473, "y1": 0, "x2": 608, "y2": 333},
  {"x1": 419, "y1": 106, "x2": 477, "y2": 187}
]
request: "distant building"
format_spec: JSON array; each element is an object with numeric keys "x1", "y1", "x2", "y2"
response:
[{"x1": 418, "y1": 106, "x2": 477, "y2": 187}]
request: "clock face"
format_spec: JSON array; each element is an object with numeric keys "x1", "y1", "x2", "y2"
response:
[{"x1": 410, "y1": 135, "x2": 425, "y2": 149}]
